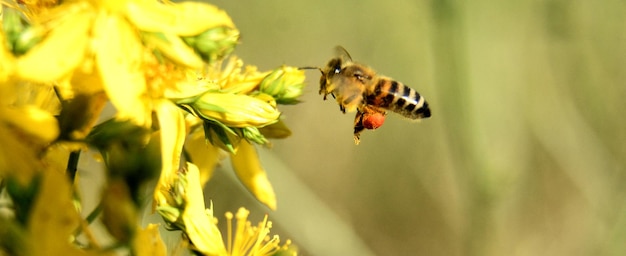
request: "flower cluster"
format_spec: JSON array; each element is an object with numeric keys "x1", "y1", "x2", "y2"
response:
[
  {"x1": 0, "y1": 0, "x2": 302, "y2": 254},
  {"x1": 157, "y1": 164, "x2": 295, "y2": 255}
]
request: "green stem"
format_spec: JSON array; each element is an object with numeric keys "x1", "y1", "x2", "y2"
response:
[{"x1": 66, "y1": 150, "x2": 81, "y2": 182}]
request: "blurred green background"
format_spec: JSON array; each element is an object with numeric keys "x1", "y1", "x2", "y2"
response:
[{"x1": 200, "y1": 0, "x2": 626, "y2": 255}]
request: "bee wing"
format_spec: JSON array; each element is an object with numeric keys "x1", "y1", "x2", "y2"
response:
[{"x1": 335, "y1": 46, "x2": 353, "y2": 62}]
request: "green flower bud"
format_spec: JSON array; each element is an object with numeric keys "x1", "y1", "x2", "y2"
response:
[
  {"x1": 182, "y1": 26, "x2": 240, "y2": 63},
  {"x1": 13, "y1": 27, "x2": 45, "y2": 56},
  {"x1": 156, "y1": 171, "x2": 187, "y2": 225},
  {"x1": 191, "y1": 92, "x2": 280, "y2": 128},
  {"x1": 241, "y1": 126, "x2": 269, "y2": 145},
  {"x1": 2, "y1": 8, "x2": 44, "y2": 56},
  {"x1": 259, "y1": 66, "x2": 305, "y2": 104}
]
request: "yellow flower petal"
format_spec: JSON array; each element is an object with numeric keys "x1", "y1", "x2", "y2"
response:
[
  {"x1": 143, "y1": 32, "x2": 204, "y2": 69},
  {"x1": 27, "y1": 169, "x2": 82, "y2": 255},
  {"x1": 94, "y1": 13, "x2": 149, "y2": 125},
  {"x1": 133, "y1": 224, "x2": 167, "y2": 256},
  {"x1": 153, "y1": 100, "x2": 186, "y2": 209},
  {"x1": 209, "y1": 57, "x2": 269, "y2": 94},
  {"x1": 157, "y1": 100, "x2": 186, "y2": 182},
  {"x1": 17, "y1": 9, "x2": 93, "y2": 83},
  {"x1": 185, "y1": 130, "x2": 223, "y2": 186},
  {"x1": 0, "y1": 30, "x2": 15, "y2": 82},
  {"x1": 181, "y1": 162, "x2": 228, "y2": 255},
  {"x1": 1, "y1": 105, "x2": 59, "y2": 143},
  {"x1": 41, "y1": 144, "x2": 72, "y2": 178},
  {"x1": 126, "y1": 1, "x2": 235, "y2": 36},
  {"x1": 230, "y1": 141, "x2": 277, "y2": 210}
]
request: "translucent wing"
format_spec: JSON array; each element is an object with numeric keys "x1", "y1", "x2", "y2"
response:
[{"x1": 334, "y1": 46, "x2": 353, "y2": 62}]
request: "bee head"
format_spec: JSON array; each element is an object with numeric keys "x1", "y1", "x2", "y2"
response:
[
  {"x1": 298, "y1": 56, "x2": 346, "y2": 99},
  {"x1": 325, "y1": 57, "x2": 343, "y2": 76},
  {"x1": 298, "y1": 57, "x2": 343, "y2": 83}
]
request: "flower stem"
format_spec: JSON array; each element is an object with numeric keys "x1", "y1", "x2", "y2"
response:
[{"x1": 66, "y1": 150, "x2": 81, "y2": 181}]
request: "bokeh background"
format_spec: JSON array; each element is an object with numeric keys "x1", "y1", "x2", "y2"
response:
[{"x1": 197, "y1": 0, "x2": 626, "y2": 255}]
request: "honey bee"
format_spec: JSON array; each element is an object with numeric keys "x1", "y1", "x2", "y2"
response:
[{"x1": 304, "y1": 47, "x2": 431, "y2": 144}]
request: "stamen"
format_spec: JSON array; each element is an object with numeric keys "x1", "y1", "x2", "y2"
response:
[{"x1": 225, "y1": 211, "x2": 234, "y2": 254}]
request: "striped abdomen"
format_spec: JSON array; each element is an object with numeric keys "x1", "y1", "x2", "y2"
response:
[{"x1": 365, "y1": 78, "x2": 431, "y2": 119}]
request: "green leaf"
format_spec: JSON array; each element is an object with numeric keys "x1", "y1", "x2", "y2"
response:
[{"x1": 5, "y1": 175, "x2": 42, "y2": 225}]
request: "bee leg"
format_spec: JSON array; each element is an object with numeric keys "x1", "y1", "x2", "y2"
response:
[
  {"x1": 321, "y1": 92, "x2": 336, "y2": 101},
  {"x1": 320, "y1": 91, "x2": 327, "y2": 100},
  {"x1": 353, "y1": 110, "x2": 365, "y2": 145},
  {"x1": 339, "y1": 104, "x2": 346, "y2": 113}
]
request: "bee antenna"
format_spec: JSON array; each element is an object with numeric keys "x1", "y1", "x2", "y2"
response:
[{"x1": 299, "y1": 66, "x2": 324, "y2": 74}]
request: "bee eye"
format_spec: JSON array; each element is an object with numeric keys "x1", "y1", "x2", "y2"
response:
[{"x1": 333, "y1": 68, "x2": 341, "y2": 74}]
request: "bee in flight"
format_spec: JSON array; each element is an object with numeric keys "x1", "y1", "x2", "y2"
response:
[{"x1": 303, "y1": 46, "x2": 431, "y2": 144}]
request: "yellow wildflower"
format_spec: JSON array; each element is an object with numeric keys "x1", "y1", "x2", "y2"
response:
[
  {"x1": 156, "y1": 163, "x2": 227, "y2": 255},
  {"x1": 2, "y1": 0, "x2": 305, "y2": 255},
  {"x1": 175, "y1": 55, "x2": 304, "y2": 149},
  {"x1": 168, "y1": 55, "x2": 306, "y2": 209},
  {"x1": 10, "y1": 0, "x2": 239, "y2": 127},
  {"x1": 156, "y1": 163, "x2": 295, "y2": 256}
]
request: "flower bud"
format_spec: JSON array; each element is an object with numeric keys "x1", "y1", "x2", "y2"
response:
[
  {"x1": 192, "y1": 92, "x2": 280, "y2": 127},
  {"x1": 183, "y1": 27, "x2": 239, "y2": 63},
  {"x1": 2, "y1": 8, "x2": 43, "y2": 55},
  {"x1": 259, "y1": 66, "x2": 305, "y2": 104},
  {"x1": 13, "y1": 27, "x2": 46, "y2": 56},
  {"x1": 241, "y1": 126, "x2": 269, "y2": 145}
]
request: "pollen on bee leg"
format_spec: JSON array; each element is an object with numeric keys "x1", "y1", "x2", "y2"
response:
[
  {"x1": 362, "y1": 106, "x2": 386, "y2": 130},
  {"x1": 362, "y1": 112, "x2": 386, "y2": 130}
]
